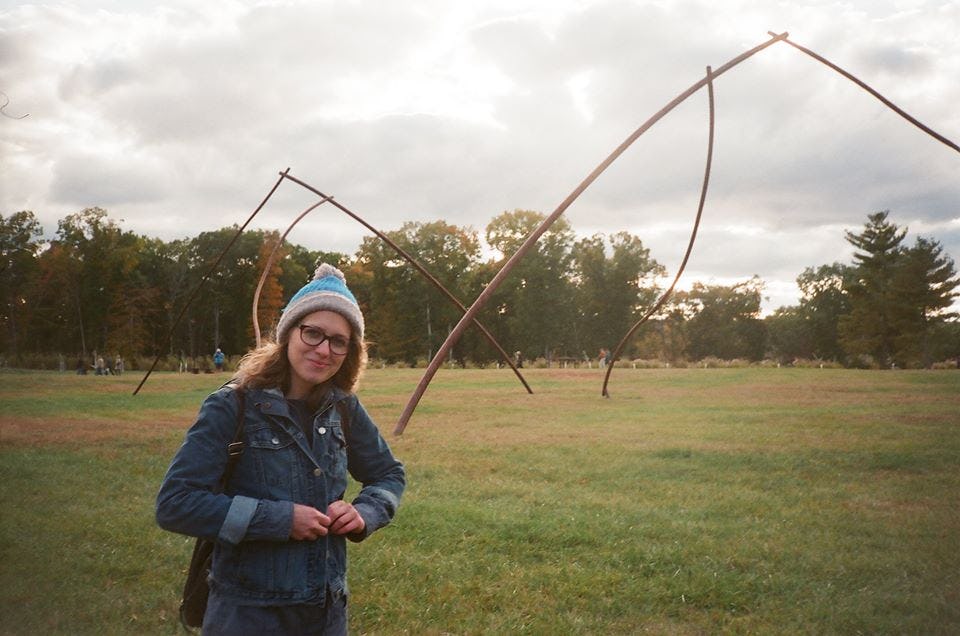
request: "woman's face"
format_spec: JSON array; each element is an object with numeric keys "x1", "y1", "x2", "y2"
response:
[{"x1": 286, "y1": 310, "x2": 351, "y2": 399}]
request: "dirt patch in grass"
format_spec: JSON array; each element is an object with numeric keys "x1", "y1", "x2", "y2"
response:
[{"x1": 0, "y1": 415, "x2": 187, "y2": 447}]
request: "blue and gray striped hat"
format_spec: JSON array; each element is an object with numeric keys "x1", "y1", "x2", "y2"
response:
[{"x1": 275, "y1": 263, "x2": 364, "y2": 343}]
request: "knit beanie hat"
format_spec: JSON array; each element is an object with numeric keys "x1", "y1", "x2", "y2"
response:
[{"x1": 275, "y1": 263, "x2": 364, "y2": 344}]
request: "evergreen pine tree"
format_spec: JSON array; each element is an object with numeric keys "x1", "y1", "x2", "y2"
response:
[
  {"x1": 838, "y1": 211, "x2": 906, "y2": 366},
  {"x1": 890, "y1": 237, "x2": 959, "y2": 366}
]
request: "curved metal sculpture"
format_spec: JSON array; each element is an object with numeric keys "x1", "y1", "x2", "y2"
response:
[
  {"x1": 137, "y1": 31, "x2": 958, "y2": 410},
  {"x1": 598, "y1": 33, "x2": 960, "y2": 396},
  {"x1": 133, "y1": 169, "x2": 289, "y2": 395},
  {"x1": 394, "y1": 30, "x2": 959, "y2": 434},
  {"x1": 272, "y1": 172, "x2": 534, "y2": 394},
  {"x1": 776, "y1": 34, "x2": 958, "y2": 153},
  {"x1": 393, "y1": 32, "x2": 790, "y2": 433},
  {"x1": 251, "y1": 195, "x2": 334, "y2": 347},
  {"x1": 601, "y1": 65, "x2": 715, "y2": 398}
]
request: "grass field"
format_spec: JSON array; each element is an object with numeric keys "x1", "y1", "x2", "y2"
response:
[{"x1": 1, "y1": 367, "x2": 958, "y2": 635}]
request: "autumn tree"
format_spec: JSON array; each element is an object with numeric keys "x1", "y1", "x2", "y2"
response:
[
  {"x1": 0, "y1": 211, "x2": 43, "y2": 359},
  {"x1": 280, "y1": 245, "x2": 348, "y2": 303},
  {"x1": 355, "y1": 220, "x2": 480, "y2": 364},
  {"x1": 485, "y1": 210, "x2": 576, "y2": 362},
  {"x1": 766, "y1": 262, "x2": 853, "y2": 363},
  {"x1": 795, "y1": 263, "x2": 852, "y2": 362},
  {"x1": 26, "y1": 242, "x2": 83, "y2": 356},
  {"x1": 51, "y1": 208, "x2": 146, "y2": 358},
  {"x1": 183, "y1": 227, "x2": 279, "y2": 358},
  {"x1": 133, "y1": 236, "x2": 192, "y2": 358},
  {"x1": 683, "y1": 277, "x2": 766, "y2": 361},
  {"x1": 764, "y1": 307, "x2": 812, "y2": 362},
  {"x1": 571, "y1": 231, "x2": 663, "y2": 359},
  {"x1": 251, "y1": 231, "x2": 286, "y2": 342}
]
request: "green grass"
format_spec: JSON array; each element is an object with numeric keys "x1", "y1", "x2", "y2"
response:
[{"x1": 1, "y1": 367, "x2": 958, "y2": 634}]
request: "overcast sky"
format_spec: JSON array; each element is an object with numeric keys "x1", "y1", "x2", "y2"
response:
[{"x1": 2, "y1": 0, "x2": 958, "y2": 313}]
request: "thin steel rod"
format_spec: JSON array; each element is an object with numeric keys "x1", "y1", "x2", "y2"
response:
[
  {"x1": 602, "y1": 66, "x2": 716, "y2": 398},
  {"x1": 773, "y1": 33, "x2": 959, "y2": 154},
  {"x1": 280, "y1": 171, "x2": 534, "y2": 394},
  {"x1": 252, "y1": 195, "x2": 335, "y2": 347},
  {"x1": 133, "y1": 169, "x2": 290, "y2": 395},
  {"x1": 394, "y1": 32, "x2": 790, "y2": 434}
]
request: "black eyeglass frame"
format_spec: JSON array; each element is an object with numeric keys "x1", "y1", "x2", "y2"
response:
[{"x1": 297, "y1": 324, "x2": 351, "y2": 356}]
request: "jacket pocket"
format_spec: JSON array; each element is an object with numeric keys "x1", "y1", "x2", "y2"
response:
[
  {"x1": 245, "y1": 424, "x2": 298, "y2": 500},
  {"x1": 225, "y1": 539, "x2": 315, "y2": 597}
]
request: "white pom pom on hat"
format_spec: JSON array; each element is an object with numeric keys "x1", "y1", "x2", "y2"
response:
[{"x1": 275, "y1": 263, "x2": 364, "y2": 343}]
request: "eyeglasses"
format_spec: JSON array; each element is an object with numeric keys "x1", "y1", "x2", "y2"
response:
[{"x1": 298, "y1": 325, "x2": 351, "y2": 356}]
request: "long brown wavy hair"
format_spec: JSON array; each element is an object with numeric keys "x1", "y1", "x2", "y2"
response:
[{"x1": 234, "y1": 325, "x2": 367, "y2": 403}]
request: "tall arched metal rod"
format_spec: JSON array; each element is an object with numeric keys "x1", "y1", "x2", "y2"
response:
[
  {"x1": 602, "y1": 66, "x2": 715, "y2": 398},
  {"x1": 133, "y1": 168, "x2": 290, "y2": 395},
  {"x1": 599, "y1": 35, "x2": 960, "y2": 398},
  {"x1": 279, "y1": 171, "x2": 534, "y2": 395},
  {"x1": 252, "y1": 195, "x2": 335, "y2": 347},
  {"x1": 394, "y1": 32, "x2": 791, "y2": 434},
  {"x1": 773, "y1": 33, "x2": 959, "y2": 154}
]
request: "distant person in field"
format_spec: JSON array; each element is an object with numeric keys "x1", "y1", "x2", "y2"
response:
[
  {"x1": 157, "y1": 263, "x2": 405, "y2": 635},
  {"x1": 213, "y1": 348, "x2": 225, "y2": 372}
]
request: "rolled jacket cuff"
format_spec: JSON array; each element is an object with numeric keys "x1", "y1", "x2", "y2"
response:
[
  {"x1": 218, "y1": 495, "x2": 259, "y2": 544},
  {"x1": 350, "y1": 502, "x2": 380, "y2": 542}
]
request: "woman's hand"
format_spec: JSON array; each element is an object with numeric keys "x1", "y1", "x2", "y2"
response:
[
  {"x1": 326, "y1": 500, "x2": 366, "y2": 536},
  {"x1": 290, "y1": 503, "x2": 331, "y2": 540}
]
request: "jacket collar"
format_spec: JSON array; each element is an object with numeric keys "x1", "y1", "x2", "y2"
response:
[{"x1": 247, "y1": 386, "x2": 348, "y2": 471}]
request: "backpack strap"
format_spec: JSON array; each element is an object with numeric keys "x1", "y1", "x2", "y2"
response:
[{"x1": 218, "y1": 388, "x2": 246, "y2": 491}]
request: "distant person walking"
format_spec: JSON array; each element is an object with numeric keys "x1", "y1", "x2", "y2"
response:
[{"x1": 213, "y1": 348, "x2": 225, "y2": 372}]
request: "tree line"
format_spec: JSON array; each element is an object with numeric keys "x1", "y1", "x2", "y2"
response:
[{"x1": 1, "y1": 207, "x2": 957, "y2": 370}]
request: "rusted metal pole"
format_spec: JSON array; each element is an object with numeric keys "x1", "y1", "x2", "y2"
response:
[
  {"x1": 394, "y1": 32, "x2": 790, "y2": 434},
  {"x1": 773, "y1": 33, "x2": 959, "y2": 154},
  {"x1": 252, "y1": 195, "x2": 335, "y2": 347},
  {"x1": 280, "y1": 171, "x2": 534, "y2": 394},
  {"x1": 133, "y1": 168, "x2": 290, "y2": 394},
  {"x1": 602, "y1": 66, "x2": 715, "y2": 397}
]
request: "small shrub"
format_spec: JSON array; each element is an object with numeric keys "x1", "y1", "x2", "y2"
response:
[
  {"x1": 932, "y1": 359, "x2": 960, "y2": 370},
  {"x1": 629, "y1": 358, "x2": 668, "y2": 369}
]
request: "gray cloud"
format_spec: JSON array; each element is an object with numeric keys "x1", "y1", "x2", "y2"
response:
[{"x1": 2, "y1": 0, "x2": 958, "y2": 313}]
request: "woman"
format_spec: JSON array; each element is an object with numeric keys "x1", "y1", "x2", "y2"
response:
[{"x1": 157, "y1": 264, "x2": 405, "y2": 635}]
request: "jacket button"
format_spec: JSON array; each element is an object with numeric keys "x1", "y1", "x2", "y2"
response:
[
  {"x1": 313, "y1": 468, "x2": 323, "y2": 476},
  {"x1": 318, "y1": 427, "x2": 327, "y2": 435}
]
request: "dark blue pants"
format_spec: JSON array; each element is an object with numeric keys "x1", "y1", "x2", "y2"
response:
[{"x1": 202, "y1": 589, "x2": 348, "y2": 635}]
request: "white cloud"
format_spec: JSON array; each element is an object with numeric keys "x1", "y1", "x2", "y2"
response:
[{"x1": 1, "y1": 0, "x2": 958, "y2": 312}]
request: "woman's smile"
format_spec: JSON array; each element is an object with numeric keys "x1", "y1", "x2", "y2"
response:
[{"x1": 286, "y1": 310, "x2": 351, "y2": 399}]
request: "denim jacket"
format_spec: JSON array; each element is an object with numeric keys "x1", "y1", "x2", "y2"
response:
[{"x1": 156, "y1": 384, "x2": 405, "y2": 606}]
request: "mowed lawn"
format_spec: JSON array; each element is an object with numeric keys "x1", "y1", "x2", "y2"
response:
[{"x1": 0, "y1": 367, "x2": 958, "y2": 635}]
